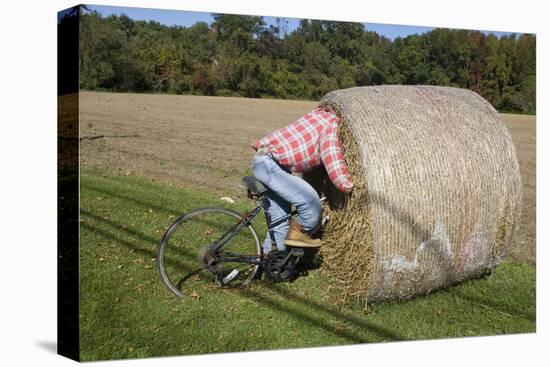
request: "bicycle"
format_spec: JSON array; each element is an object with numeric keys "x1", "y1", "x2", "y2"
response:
[{"x1": 157, "y1": 175, "x2": 327, "y2": 299}]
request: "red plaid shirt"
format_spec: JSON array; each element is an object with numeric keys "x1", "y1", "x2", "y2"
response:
[{"x1": 252, "y1": 107, "x2": 353, "y2": 193}]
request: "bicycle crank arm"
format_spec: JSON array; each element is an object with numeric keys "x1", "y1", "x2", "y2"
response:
[
  {"x1": 289, "y1": 248, "x2": 304, "y2": 258},
  {"x1": 278, "y1": 248, "x2": 304, "y2": 268}
]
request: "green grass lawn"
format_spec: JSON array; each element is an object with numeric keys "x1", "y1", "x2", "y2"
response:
[{"x1": 79, "y1": 167, "x2": 536, "y2": 361}]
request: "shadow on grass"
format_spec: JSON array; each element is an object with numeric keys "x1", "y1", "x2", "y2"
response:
[
  {"x1": 268, "y1": 282, "x2": 403, "y2": 339},
  {"x1": 83, "y1": 182, "x2": 183, "y2": 217},
  {"x1": 83, "y1": 172, "x2": 250, "y2": 214},
  {"x1": 80, "y1": 221, "x2": 157, "y2": 262},
  {"x1": 80, "y1": 208, "x2": 247, "y2": 260},
  {"x1": 79, "y1": 218, "x2": 199, "y2": 275},
  {"x1": 451, "y1": 288, "x2": 536, "y2": 323},
  {"x1": 80, "y1": 206, "x2": 405, "y2": 344},
  {"x1": 237, "y1": 284, "x2": 404, "y2": 343},
  {"x1": 81, "y1": 208, "x2": 159, "y2": 245}
]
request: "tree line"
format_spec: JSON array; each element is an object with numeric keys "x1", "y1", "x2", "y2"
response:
[{"x1": 78, "y1": 10, "x2": 536, "y2": 114}]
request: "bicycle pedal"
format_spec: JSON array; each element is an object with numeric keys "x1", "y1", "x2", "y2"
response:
[{"x1": 221, "y1": 269, "x2": 240, "y2": 285}]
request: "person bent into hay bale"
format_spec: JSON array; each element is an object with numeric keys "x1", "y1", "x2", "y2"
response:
[{"x1": 250, "y1": 106, "x2": 353, "y2": 254}]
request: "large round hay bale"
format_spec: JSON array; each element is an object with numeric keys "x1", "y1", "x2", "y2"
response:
[{"x1": 311, "y1": 85, "x2": 522, "y2": 304}]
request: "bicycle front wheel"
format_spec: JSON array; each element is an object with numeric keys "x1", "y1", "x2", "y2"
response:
[{"x1": 158, "y1": 207, "x2": 262, "y2": 299}]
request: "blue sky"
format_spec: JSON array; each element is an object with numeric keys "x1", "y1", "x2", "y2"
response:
[{"x1": 86, "y1": 4, "x2": 517, "y2": 40}]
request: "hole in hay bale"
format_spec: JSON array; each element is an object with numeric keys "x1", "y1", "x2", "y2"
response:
[{"x1": 302, "y1": 166, "x2": 348, "y2": 211}]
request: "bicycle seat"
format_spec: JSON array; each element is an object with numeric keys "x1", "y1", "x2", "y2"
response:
[{"x1": 242, "y1": 176, "x2": 268, "y2": 195}]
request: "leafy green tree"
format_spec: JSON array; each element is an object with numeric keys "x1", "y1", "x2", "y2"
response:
[
  {"x1": 78, "y1": 10, "x2": 536, "y2": 113},
  {"x1": 212, "y1": 14, "x2": 266, "y2": 51}
]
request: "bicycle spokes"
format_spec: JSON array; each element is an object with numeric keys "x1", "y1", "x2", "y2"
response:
[{"x1": 158, "y1": 207, "x2": 262, "y2": 298}]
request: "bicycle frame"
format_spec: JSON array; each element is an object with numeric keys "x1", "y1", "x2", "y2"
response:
[
  {"x1": 211, "y1": 195, "x2": 295, "y2": 260},
  {"x1": 159, "y1": 184, "x2": 327, "y2": 295}
]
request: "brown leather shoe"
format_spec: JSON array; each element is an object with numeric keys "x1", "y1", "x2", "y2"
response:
[{"x1": 284, "y1": 218, "x2": 322, "y2": 247}]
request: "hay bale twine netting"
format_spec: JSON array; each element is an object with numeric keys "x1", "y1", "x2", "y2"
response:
[{"x1": 314, "y1": 85, "x2": 522, "y2": 304}]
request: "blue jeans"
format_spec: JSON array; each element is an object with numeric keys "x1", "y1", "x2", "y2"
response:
[{"x1": 252, "y1": 154, "x2": 321, "y2": 253}]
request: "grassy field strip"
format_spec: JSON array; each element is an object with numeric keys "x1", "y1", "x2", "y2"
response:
[{"x1": 79, "y1": 167, "x2": 535, "y2": 361}]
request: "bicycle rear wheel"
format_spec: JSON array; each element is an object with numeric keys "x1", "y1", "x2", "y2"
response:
[{"x1": 158, "y1": 207, "x2": 262, "y2": 299}]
